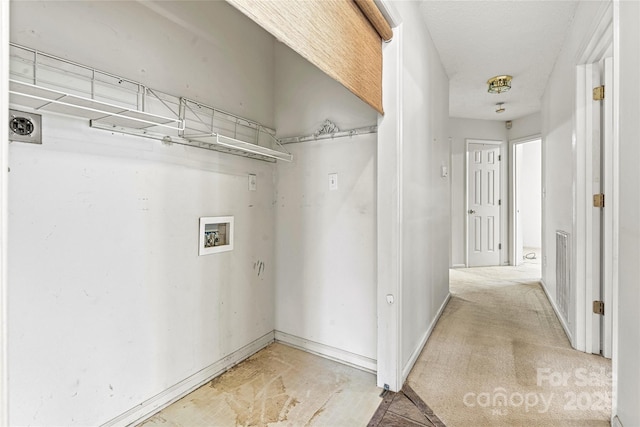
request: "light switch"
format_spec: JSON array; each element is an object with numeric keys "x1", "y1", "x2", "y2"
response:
[
  {"x1": 329, "y1": 173, "x2": 338, "y2": 191},
  {"x1": 248, "y1": 174, "x2": 257, "y2": 191},
  {"x1": 441, "y1": 165, "x2": 448, "y2": 177}
]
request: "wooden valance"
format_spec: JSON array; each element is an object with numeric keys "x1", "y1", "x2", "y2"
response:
[{"x1": 227, "y1": 0, "x2": 393, "y2": 115}]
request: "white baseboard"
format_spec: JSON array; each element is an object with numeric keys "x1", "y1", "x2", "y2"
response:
[
  {"x1": 274, "y1": 330, "x2": 377, "y2": 374},
  {"x1": 540, "y1": 279, "x2": 573, "y2": 345},
  {"x1": 101, "y1": 331, "x2": 275, "y2": 427},
  {"x1": 451, "y1": 264, "x2": 466, "y2": 269},
  {"x1": 612, "y1": 415, "x2": 624, "y2": 427},
  {"x1": 402, "y1": 292, "x2": 451, "y2": 382}
]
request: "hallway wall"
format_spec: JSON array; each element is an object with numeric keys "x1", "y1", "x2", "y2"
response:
[
  {"x1": 398, "y1": 1, "x2": 450, "y2": 378},
  {"x1": 8, "y1": 2, "x2": 277, "y2": 425},
  {"x1": 375, "y1": 2, "x2": 450, "y2": 389},
  {"x1": 448, "y1": 118, "x2": 508, "y2": 267},
  {"x1": 508, "y1": 112, "x2": 541, "y2": 141},
  {"x1": 540, "y1": 0, "x2": 607, "y2": 343},
  {"x1": 616, "y1": 1, "x2": 640, "y2": 424}
]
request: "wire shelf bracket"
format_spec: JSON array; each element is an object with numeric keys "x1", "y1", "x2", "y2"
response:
[{"x1": 279, "y1": 119, "x2": 377, "y2": 145}]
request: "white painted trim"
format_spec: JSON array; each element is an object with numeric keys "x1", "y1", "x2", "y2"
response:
[
  {"x1": 274, "y1": 331, "x2": 377, "y2": 374},
  {"x1": 401, "y1": 293, "x2": 451, "y2": 382},
  {"x1": 377, "y1": 23, "x2": 403, "y2": 392},
  {"x1": 574, "y1": 64, "x2": 587, "y2": 353},
  {"x1": 584, "y1": 62, "x2": 598, "y2": 355},
  {"x1": 509, "y1": 134, "x2": 542, "y2": 145},
  {"x1": 573, "y1": 2, "x2": 615, "y2": 358},
  {"x1": 0, "y1": 1, "x2": 9, "y2": 425},
  {"x1": 611, "y1": 0, "x2": 620, "y2": 419},
  {"x1": 449, "y1": 137, "x2": 453, "y2": 268},
  {"x1": 464, "y1": 138, "x2": 504, "y2": 268},
  {"x1": 602, "y1": 56, "x2": 614, "y2": 359},
  {"x1": 540, "y1": 279, "x2": 574, "y2": 345},
  {"x1": 576, "y1": 1, "x2": 613, "y2": 64},
  {"x1": 394, "y1": 24, "x2": 404, "y2": 393},
  {"x1": 101, "y1": 332, "x2": 275, "y2": 427}
]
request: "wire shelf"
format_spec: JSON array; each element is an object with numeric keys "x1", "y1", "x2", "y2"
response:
[{"x1": 8, "y1": 43, "x2": 292, "y2": 163}]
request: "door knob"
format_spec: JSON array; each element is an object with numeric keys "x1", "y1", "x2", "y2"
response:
[{"x1": 468, "y1": 209, "x2": 476, "y2": 214}]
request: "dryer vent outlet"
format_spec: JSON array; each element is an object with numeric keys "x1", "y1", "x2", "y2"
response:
[{"x1": 9, "y1": 109, "x2": 42, "y2": 144}]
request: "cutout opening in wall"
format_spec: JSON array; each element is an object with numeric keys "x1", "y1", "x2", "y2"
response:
[{"x1": 199, "y1": 216, "x2": 234, "y2": 255}]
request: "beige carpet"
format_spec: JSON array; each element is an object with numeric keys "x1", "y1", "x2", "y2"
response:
[
  {"x1": 407, "y1": 265, "x2": 612, "y2": 427},
  {"x1": 139, "y1": 343, "x2": 380, "y2": 427}
]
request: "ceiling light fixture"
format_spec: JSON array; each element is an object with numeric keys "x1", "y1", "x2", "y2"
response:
[
  {"x1": 487, "y1": 75, "x2": 512, "y2": 94},
  {"x1": 496, "y1": 103, "x2": 505, "y2": 113}
]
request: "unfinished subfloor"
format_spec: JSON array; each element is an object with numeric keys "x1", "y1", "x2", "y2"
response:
[{"x1": 139, "y1": 343, "x2": 381, "y2": 426}]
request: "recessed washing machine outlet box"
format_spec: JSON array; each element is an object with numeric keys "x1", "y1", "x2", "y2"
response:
[
  {"x1": 199, "y1": 216, "x2": 234, "y2": 255},
  {"x1": 9, "y1": 109, "x2": 42, "y2": 144}
]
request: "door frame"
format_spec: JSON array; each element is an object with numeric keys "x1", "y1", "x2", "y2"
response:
[
  {"x1": 574, "y1": 0, "x2": 615, "y2": 358},
  {"x1": 376, "y1": 18, "x2": 403, "y2": 393},
  {"x1": 464, "y1": 138, "x2": 505, "y2": 267},
  {"x1": 508, "y1": 134, "x2": 542, "y2": 267},
  {"x1": 1, "y1": 0, "x2": 9, "y2": 424}
]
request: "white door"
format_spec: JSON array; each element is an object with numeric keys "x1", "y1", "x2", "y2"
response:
[
  {"x1": 467, "y1": 142, "x2": 501, "y2": 267},
  {"x1": 600, "y1": 56, "x2": 613, "y2": 359},
  {"x1": 588, "y1": 61, "x2": 603, "y2": 355}
]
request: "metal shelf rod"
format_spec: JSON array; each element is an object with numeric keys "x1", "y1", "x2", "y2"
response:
[{"x1": 279, "y1": 125, "x2": 378, "y2": 145}]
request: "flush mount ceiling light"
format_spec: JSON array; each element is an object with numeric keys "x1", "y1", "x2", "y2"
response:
[
  {"x1": 496, "y1": 103, "x2": 506, "y2": 113},
  {"x1": 487, "y1": 75, "x2": 512, "y2": 94}
]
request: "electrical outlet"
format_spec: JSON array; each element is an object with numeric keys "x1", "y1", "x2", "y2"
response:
[{"x1": 248, "y1": 174, "x2": 257, "y2": 191}]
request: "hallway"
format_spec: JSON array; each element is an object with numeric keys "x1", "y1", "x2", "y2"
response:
[{"x1": 407, "y1": 264, "x2": 611, "y2": 426}]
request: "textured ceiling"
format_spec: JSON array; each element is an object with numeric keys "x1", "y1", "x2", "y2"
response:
[{"x1": 420, "y1": 0, "x2": 579, "y2": 121}]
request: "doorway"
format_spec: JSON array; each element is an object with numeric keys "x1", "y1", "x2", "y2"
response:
[
  {"x1": 512, "y1": 137, "x2": 542, "y2": 268},
  {"x1": 576, "y1": 56, "x2": 613, "y2": 359},
  {"x1": 574, "y1": 1, "x2": 615, "y2": 360}
]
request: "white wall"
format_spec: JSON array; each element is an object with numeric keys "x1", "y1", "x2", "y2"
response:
[
  {"x1": 9, "y1": 2, "x2": 277, "y2": 425},
  {"x1": 273, "y1": 43, "x2": 378, "y2": 366},
  {"x1": 376, "y1": 1, "x2": 450, "y2": 389},
  {"x1": 10, "y1": 1, "x2": 275, "y2": 127},
  {"x1": 519, "y1": 140, "x2": 542, "y2": 248},
  {"x1": 449, "y1": 118, "x2": 508, "y2": 267},
  {"x1": 508, "y1": 112, "x2": 541, "y2": 141},
  {"x1": 399, "y1": 1, "x2": 450, "y2": 374},
  {"x1": 539, "y1": 0, "x2": 607, "y2": 341},
  {"x1": 0, "y1": 2, "x2": 8, "y2": 425},
  {"x1": 615, "y1": 1, "x2": 640, "y2": 425}
]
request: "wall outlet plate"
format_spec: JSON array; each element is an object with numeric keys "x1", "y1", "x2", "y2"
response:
[
  {"x1": 248, "y1": 174, "x2": 257, "y2": 191},
  {"x1": 329, "y1": 173, "x2": 338, "y2": 191},
  {"x1": 9, "y1": 109, "x2": 42, "y2": 144}
]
